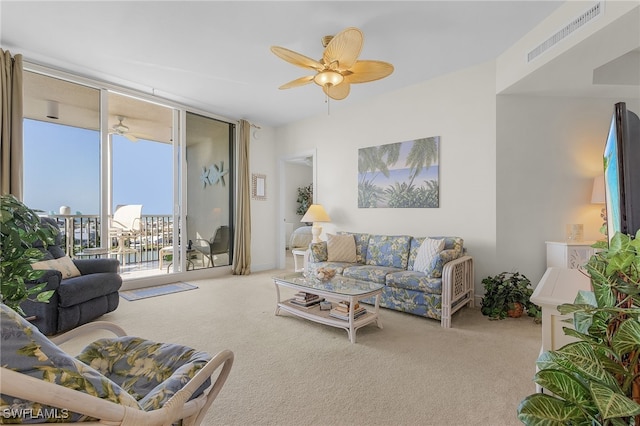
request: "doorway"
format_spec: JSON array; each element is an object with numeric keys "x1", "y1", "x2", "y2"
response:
[{"x1": 278, "y1": 150, "x2": 316, "y2": 269}]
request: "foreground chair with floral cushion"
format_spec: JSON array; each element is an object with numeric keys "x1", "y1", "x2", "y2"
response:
[{"x1": 0, "y1": 304, "x2": 233, "y2": 425}]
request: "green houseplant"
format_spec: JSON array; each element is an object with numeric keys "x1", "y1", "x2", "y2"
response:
[
  {"x1": 0, "y1": 194, "x2": 56, "y2": 315},
  {"x1": 296, "y1": 183, "x2": 313, "y2": 216},
  {"x1": 518, "y1": 231, "x2": 640, "y2": 425},
  {"x1": 480, "y1": 271, "x2": 541, "y2": 321}
]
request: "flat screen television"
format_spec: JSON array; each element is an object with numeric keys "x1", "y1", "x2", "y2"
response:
[{"x1": 603, "y1": 102, "x2": 640, "y2": 242}]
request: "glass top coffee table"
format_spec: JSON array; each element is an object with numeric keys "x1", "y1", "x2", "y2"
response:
[{"x1": 273, "y1": 272, "x2": 384, "y2": 343}]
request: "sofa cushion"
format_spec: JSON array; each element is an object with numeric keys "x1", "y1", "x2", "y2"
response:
[
  {"x1": 327, "y1": 234, "x2": 357, "y2": 262},
  {"x1": 32, "y1": 255, "x2": 82, "y2": 279},
  {"x1": 0, "y1": 304, "x2": 141, "y2": 423},
  {"x1": 365, "y1": 235, "x2": 411, "y2": 269},
  {"x1": 413, "y1": 238, "x2": 445, "y2": 276},
  {"x1": 385, "y1": 271, "x2": 443, "y2": 294},
  {"x1": 343, "y1": 265, "x2": 403, "y2": 284},
  {"x1": 57, "y1": 273, "x2": 123, "y2": 307},
  {"x1": 338, "y1": 232, "x2": 370, "y2": 264}
]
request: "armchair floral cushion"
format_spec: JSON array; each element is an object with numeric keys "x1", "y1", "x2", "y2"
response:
[
  {"x1": 0, "y1": 304, "x2": 141, "y2": 423},
  {"x1": 77, "y1": 337, "x2": 212, "y2": 411}
]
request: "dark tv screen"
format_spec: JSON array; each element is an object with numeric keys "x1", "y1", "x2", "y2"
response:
[{"x1": 603, "y1": 102, "x2": 640, "y2": 241}]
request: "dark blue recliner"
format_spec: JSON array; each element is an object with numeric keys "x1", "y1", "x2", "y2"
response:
[{"x1": 21, "y1": 217, "x2": 122, "y2": 335}]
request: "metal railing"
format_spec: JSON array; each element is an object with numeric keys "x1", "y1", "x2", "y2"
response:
[{"x1": 49, "y1": 214, "x2": 174, "y2": 263}]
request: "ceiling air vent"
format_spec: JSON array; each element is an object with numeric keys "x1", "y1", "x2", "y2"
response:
[{"x1": 527, "y1": 2, "x2": 602, "y2": 62}]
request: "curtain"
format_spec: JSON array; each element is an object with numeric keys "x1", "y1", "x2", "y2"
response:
[
  {"x1": 0, "y1": 49, "x2": 23, "y2": 198},
  {"x1": 232, "y1": 119, "x2": 251, "y2": 275}
]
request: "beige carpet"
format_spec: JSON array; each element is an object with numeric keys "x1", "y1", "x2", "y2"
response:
[{"x1": 61, "y1": 268, "x2": 541, "y2": 426}]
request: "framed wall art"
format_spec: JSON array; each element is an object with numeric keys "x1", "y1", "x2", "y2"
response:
[
  {"x1": 252, "y1": 173, "x2": 266, "y2": 200},
  {"x1": 358, "y1": 136, "x2": 440, "y2": 208}
]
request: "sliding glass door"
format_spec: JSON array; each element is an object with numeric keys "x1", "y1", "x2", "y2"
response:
[
  {"x1": 185, "y1": 112, "x2": 234, "y2": 267},
  {"x1": 22, "y1": 68, "x2": 235, "y2": 279}
]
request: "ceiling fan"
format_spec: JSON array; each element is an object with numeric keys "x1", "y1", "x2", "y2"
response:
[
  {"x1": 270, "y1": 27, "x2": 394, "y2": 101},
  {"x1": 109, "y1": 116, "x2": 151, "y2": 142}
]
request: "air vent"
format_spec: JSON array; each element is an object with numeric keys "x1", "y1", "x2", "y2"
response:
[{"x1": 527, "y1": 2, "x2": 602, "y2": 62}]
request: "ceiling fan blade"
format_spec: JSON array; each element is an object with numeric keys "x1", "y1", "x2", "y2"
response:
[
  {"x1": 344, "y1": 60, "x2": 394, "y2": 84},
  {"x1": 323, "y1": 27, "x2": 363, "y2": 71},
  {"x1": 279, "y1": 75, "x2": 315, "y2": 90},
  {"x1": 323, "y1": 82, "x2": 350, "y2": 100},
  {"x1": 131, "y1": 132, "x2": 159, "y2": 142},
  {"x1": 124, "y1": 134, "x2": 138, "y2": 142},
  {"x1": 271, "y1": 46, "x2": 324, "y2": 71}
]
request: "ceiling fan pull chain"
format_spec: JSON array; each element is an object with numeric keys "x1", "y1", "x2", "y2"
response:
[{"x1": 326, "y1": 93, "x2": 331, "y2": 116}]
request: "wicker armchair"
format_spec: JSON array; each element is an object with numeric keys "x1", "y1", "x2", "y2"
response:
[{"x1": 0, "y1": 304, "x2": 233, "y2": 425}]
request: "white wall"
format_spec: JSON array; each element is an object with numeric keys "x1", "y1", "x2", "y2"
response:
[
  {"x1": 249, "y1": 126, "x2": 278, "y2": 271},
  {"x1": 276, "y1": 61, "x2": 498, "y2": 293},
  {"x1": 496, "y1": 96, "x2": 640, "y2": 284}
]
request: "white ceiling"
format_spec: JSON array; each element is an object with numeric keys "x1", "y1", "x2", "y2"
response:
[{"x1": 1, "y1": 1, "x2": 570, "y2": 127}]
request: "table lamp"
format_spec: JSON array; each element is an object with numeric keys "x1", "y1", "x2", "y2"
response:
[{"x1": 301, "y1": 204, "x2": 331, "y2": 243}]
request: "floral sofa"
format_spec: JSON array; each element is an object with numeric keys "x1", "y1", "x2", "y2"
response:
[{"x1": 307, "y1": 233, "x2": 474, "y2": 328}]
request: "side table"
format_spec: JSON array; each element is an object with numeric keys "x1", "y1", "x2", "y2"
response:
[
  {"x1": 291, "y1": 249, "x2": 307, "y2": 272},
  {"x1": 159, "y1": 246, "x2": 197, "y2": 272},
  {"x1": 545, "y1": 241, "x2": 597, "y2": 271}
]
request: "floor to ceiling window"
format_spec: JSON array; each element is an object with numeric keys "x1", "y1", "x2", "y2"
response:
[
  {"x1": 185, "y1": 112, "x2": 234, "y2": 267},
  {"x1": 22, "y1": 68, "x2": 235, "y2": 280}
]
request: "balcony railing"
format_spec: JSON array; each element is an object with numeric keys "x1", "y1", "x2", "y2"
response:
[{"x1": 49, "y1": 214, "x2": 174, "y2": 264}]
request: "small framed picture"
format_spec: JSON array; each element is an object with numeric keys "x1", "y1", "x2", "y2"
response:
[{"x1": 252, "y1": 174, "x2": 266, "y2": 200}]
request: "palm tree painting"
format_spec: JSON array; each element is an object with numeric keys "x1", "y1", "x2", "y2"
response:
[{"x1": 358, "y1": 137, "x2": 439, "y2": 208}]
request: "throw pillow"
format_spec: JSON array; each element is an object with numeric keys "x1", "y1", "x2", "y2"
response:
[
  {"x1": 326, "y1": 234, "x2": 357, "y2": 263},
  {"x1": 32, "y1": 255, "x2": 82, "y2": 279},
  {"x1": 413, "y1": 238, "x2": 445, "y2": 275}
]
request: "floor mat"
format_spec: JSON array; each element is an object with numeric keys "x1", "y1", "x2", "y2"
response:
[{"x1": 120, "y1": 282, "x2": 198, "y2": 301}]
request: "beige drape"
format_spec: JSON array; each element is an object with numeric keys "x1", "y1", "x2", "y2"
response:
[
  {"x1": 0, "y1": 49, "x2": 23, "y2": 198},
  {"x1": 232, "y1": 119, "x2": 251, "y2": 275}
]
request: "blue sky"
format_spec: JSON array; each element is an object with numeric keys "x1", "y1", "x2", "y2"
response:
[{"x1": 23, "y1": 119, "x2": 172, "y2": 215}]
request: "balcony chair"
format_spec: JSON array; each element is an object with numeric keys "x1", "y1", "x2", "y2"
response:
[
  {"x1": 0, "y1": 304, "x2": 234, "y2": 425},
  {"x1": 109, "y1": 204, "x2": 143, "y2": 266},
  {"x1": 194, "y1": 225, "x2": 230, "y2": 268},
  {"x1": 22, "y1": 217, "x2": 122, "y2": 336}
]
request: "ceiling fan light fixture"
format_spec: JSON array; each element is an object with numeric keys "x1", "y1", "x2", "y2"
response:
[
  {"x1": 313, "y1": 70, "x2": 343, "y2": 87},
  {"x1": 271, "y1": 27, "x2": 393, "y2": 101}
]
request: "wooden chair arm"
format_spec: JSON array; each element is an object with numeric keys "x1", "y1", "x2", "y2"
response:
[
  {"x1": 167, "y1": 349, "x2": 234, "y2": 425},
  {"x1": 50, "y1": 321, "x2": 128, "y2": 345}
]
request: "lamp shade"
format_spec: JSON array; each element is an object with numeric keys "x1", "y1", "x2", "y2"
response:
[
  {"x1": 591, "y1": 175, "x2": 605, "y2": 204},
  {"x1": 301, "y1": 204, "x2": 331, "y2": 223}
]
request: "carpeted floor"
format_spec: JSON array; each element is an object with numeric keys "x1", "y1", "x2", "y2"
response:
[{"x1": 60, "y1": 268, "x2": 541, "y2": 426}]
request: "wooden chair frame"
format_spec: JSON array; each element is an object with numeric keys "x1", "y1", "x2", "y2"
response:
[{"x1": 0, "y1": 321, "x2": 234, "y2": 425}]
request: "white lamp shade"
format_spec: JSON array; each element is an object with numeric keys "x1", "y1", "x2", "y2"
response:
[
  {"x1": 591, "y1": 175, "x2": 605, "y2": 204},
  {"x1": 300, "y1": 204, "x2": 331, "y2": 223}
]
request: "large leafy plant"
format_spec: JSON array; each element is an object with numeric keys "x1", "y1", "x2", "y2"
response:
[
  {"x1": 480, "y1": 271, "x2": 541, "y2": 321},
  {"x1": 518, "y1": 231, "x2": 640, "y2": 425},
  {"x1": 0, "y1": 194, "x2": 56, "y2": 314}
]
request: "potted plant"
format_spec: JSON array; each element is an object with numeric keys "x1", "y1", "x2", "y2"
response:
[
  {"x1": 480, "y1": 271, "x2": 541, "y2": 322},
  {"x1": 0, "y1": 194, "x2": 56, "y2": 315},
  {"x1": 296, "y1": 183, "x2": 313, "y2": 217},
  {"x1": 518, "y1": 231, "x2": 640, "y2": 425}
]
